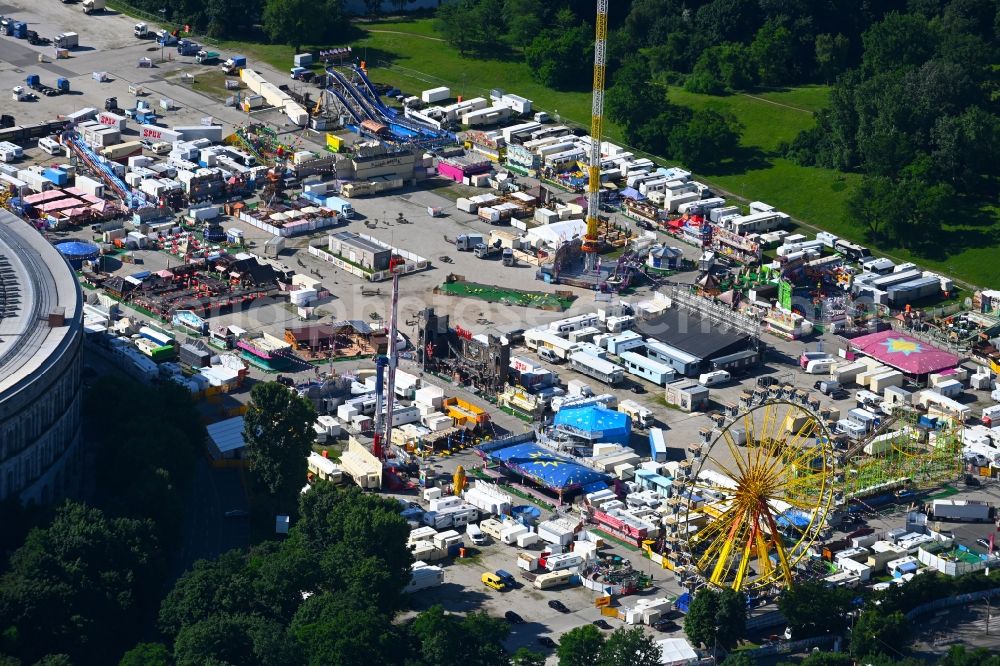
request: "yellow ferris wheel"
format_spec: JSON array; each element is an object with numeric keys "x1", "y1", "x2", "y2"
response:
[{"x1": 677, "y1": 401, "x2": 836, "y2": 591}]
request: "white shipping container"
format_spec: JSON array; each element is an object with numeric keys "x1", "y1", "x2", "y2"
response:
[{"x1": 74, "y1": 174, "x2": 105, "y2": 198}]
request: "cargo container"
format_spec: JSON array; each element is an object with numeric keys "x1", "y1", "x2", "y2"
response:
[
  {"x1": 179, "y1": 343, "x2": 211, "y2": 368},
  {"x1": 933, "y1": 379, "x2": 962, "y2": 399},
  {"x1": 100, "y1": 141, "x2": 144, "y2": 161},
  {"x1": 42, "y1": 168, "x2": 68, "y2": 186},
  {"x1": 981, "y1": 404, "x2": 1000, "y2": 427},
  {"x1": 74, "y1": 174, "x2": 105, "y2": 198},
  {"x1": 455, "y1": 233, "x2": 485, "y2": 251},
  {"x1": 421, "y1": 86, "x2": 451, "y2": 104},
  {"x1": 931, "y1": 499, "x2": 991, "y2": 522},
  {"x1": 140, "y1": 126, "x2": 182, "y2": 143},
  {"x1": 324, "y1": 196, "x2": 354, "y2": 219},
  {"x1": 869, "y1": 370, "x2": 904, "y2": 393},
  {"x1": 886, "y1": 277, "x2": 940, "y2": 306},
  {"x1": 648, "y1": 427, "x2": 668, "y2": 463},
  {"x1": 175, "y1": 125, "x2": 223, "y2": 142}
]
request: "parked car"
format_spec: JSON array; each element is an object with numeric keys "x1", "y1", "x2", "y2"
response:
[
  {"x1": 504, "y1": 611, "x2": 524, "y2": 625},
  {"x1": 547, "y1": 600, "x2": 569, "y2": 613},
  {"x1": 592, "y1": 619, "x2": 612, "y2": 630},
  {"x1": 977, "y1": 538, "x2": 990, "y2": 549},
  {"x1": 224, "y1": 509, "x2": 249, "y2": 518},
  {"x1": 652, "y1": 619, "x2": 678, "y2": 632},
  {"x1": 630, "y1": 383, "x2": 646, "y2": 394},
  {"x1": 538, "y1": 636, "x2": 557, "y2": 649}
]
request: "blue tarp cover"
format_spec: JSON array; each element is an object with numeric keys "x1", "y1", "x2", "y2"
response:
[
  {"x1": 487, "y1": 442, "x2": 611, "y2": 491},
  {"x1": 553, "y1": 405, "x2": 630, "y2": 445}
]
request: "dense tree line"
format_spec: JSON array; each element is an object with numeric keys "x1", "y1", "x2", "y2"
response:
[
  {"x1": 434, "y1": 0, "x2": 951, "y2": 93},
  {"x1": 116, "y1": 0, "x2": 265, "y2": 40},
  {"x1": 0, "y1": 380, "x2": 204, "y2": 665},
  {"x1": 784, "y1": 2, "x2": 1000, "y2": 251},
  {"x1": 134, "y1": 482, "x2": 518, "y2": 665}
]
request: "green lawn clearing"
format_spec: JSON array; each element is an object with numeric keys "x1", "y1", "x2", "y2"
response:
[{"x1": 438, "y1": 279, "x2": 575, "y2": 311}]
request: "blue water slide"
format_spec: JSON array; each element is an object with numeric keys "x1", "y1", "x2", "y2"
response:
[
  {"x1": 324, "y1": 85, "x2": 366, "y2": 124},
  {"x1": 63, "y1": 132, "x2": 147, "y2": 209},
  {"x1": 351, "y1": 65, "x2": 397, "y2": 118},
  {"x1": 326, "y1": 68, "x2": 379, "y2": 121}
]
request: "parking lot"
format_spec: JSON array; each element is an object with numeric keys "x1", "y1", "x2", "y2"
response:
[{"x1": 402, "y1": 521, "x2": 687, "y2": 656}]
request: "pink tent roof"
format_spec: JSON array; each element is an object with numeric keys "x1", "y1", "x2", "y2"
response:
[
  {"x1": 39, "y1": 198, "x2": 83, "y2": 212},
  {"x1": 849, "y1": 330, "x2": 958, "y2": 375},
  {"x1": 22, "y1": 190, "x2": 68, "y2": 204}
]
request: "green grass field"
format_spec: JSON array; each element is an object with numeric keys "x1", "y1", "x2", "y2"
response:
[{"x1": 202, "y1": 18, "x2": 998, "y2": 287}]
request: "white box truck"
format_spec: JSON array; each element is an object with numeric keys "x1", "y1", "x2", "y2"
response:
[{"x1": 619, "y1": 399, "x2": 654, "y2": 428}]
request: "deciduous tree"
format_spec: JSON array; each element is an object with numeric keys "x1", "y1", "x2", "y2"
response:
[
  {"x1": 684, "y1": 588, "x2": 746, "y2": 652},
  {"x1": 242, "y1": 382, "x2": 316, "y2": 507},
  {"x1": 814, "y1": 33, "x2": 850, "y2": 83},
  {"x1": 598, "y1": 627, "x2": 661, "y2": 666},
  {"x1": 525, "y1": 20, "x2": 593, "y2": 91},
  {"x1": 263, "y1": 0, "x2": 344, "y2": 53},
  {"x1": 669, "y1": 108, "x2": 743, "y2": 168},
  {"x1": 290, "y1": 592, "x2": 401, "y2": 666},
  {"x1": 297, "y1": 484, "x2": 413, "y2": 612},
  {"x1": 777, "y1": 581, "x2": 855, "y2": 637},
  {"x1": 119, "y1": 643, "x2": 171, "y2": 666},
  {"x1": 850, "y1": 610, "x2": 910, "y2": 658},
  {"x1": 557, "y1": 624, "x2": 605, "y2": 666},
  {"x1": 0, "y1": 502, "x2": 161, "y2": 665},
  {"x1": 172, "y1": 613, "x2": 301, "y2": 666}
]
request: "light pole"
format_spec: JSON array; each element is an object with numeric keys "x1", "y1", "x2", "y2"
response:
[{"x1": 159, "y1": 8, "x2": 167, "y2": 63}]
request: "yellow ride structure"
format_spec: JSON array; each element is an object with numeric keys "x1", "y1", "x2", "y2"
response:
[
  {"x1": 675, "y1": 399, "x2": 964, "y2": 592},
  {"x1": 676, "y1": 401, "x2": 836, "y2": 591}
]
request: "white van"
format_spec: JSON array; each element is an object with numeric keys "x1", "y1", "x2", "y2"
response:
[
  {"x1": 150, "y1": 141, "x2": 171, "y2": 155},
  {"x1": 538, "y1": 347, "x2": 562, "y2": 363},
  {"x1": 466, "y1": 523, "x2": 487, "y2": 546},
  {"x1": 805, "y1": 358, "x2": 837, "y2": 374},
  {"x1": 698, "y1": 370, "x2": 730, "y2": 387},
  {"x1": 38, "y1": 137, "x2": 62, "y2": 156}
]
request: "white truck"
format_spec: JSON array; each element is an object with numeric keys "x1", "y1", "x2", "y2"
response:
[
  {"x1": 134, "y1": 23, "x2": 149, "y2": 38},
  {"x1": 455, "y1": 233, "x2": 485, "y2": 251},
  {"x1": 54, "y1": 32, "x2": 79, "y2": 49},
  {"x1": 619, "y1": 399, "x2": 654, "y2": 429},
  {"x1": 82, "y1": 0, "x2": 106, "y2": 13}
]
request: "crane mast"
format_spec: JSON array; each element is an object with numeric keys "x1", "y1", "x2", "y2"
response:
[{"x1": 582, "y1": 0, "x2": 609, "y2": 270}]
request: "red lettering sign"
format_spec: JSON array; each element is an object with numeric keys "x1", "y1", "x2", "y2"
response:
[
  {"x1": 98, "y1": 114, "x2": 117, "y2": 126},
  {"x1": 142, "y1": 128, "x2": 163, "y2": 140}
]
